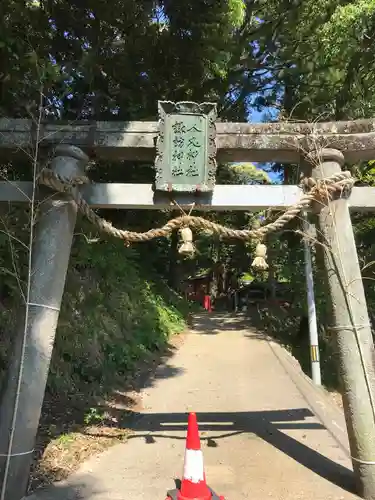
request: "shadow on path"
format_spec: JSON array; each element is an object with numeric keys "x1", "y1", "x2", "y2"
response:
[
  {"x1": 190, "y1": 312, "x2": 253, "y2": 335},
  {"x1": 87, "y1": 408, "x2": 355, "y2": 495},
  {"x1": 30, "y1": 338, "x2": 185, "y2": 492},
  {"x1": 27, "y1": 475, "x2": 102, "y2": 500}
]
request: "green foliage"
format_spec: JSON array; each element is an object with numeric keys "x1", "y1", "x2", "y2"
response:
[
  {"x1": 250, "y1": 302, "x2": 340, "y2": 390},
  {"x1": 353, "y1": 161, "x2": 375, "y2": 187},
  {"x1": 47, "y1": 228, "x2": 189, "y2": 393},
  {"x1": 84, "y1": 407, "x2": 106, "y2": 425},
  {"x1": 243, "y1": 0, "x2": 375, "y2": 391},
  {"x1": 254, "y1": 0, "x2": 375, "y2": 120},
  {"x1": 318, "y1": 1, "x2": 375, "y2": 64},
  {"x1": 0, "y1": 212, "x2": 191, "y2": 393},
  {"x1": 0, "y1": 0, "x2": 256, "y2": 121},
  {"x1": 247, "y1": 231, "x2": 341, "y2": 389},
  {"x1": 220, "y1": 163, "x2": 272, "y2": 185},
  {"x1": 228, "y1": 0, "x2": 246, "y2": 27}
]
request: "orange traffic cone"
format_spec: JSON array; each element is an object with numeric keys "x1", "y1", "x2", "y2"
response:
[{"x1": 166, "y1": 413, "x2": 224, "y2": 500}]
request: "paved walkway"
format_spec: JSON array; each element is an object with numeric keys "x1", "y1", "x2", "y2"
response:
[{"x1": 29, "y1": 313, "x2": 359, "y2": 500}]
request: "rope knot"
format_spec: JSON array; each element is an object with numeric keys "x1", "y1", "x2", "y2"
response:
[
  {"x1": 301, "y1": 176, "x2": 316, "y2": 192},
  {"x1": 302, "y1": 171, "x2": 354, "y2": 204},
  {"x1": 38, "y1": 168, "x2": 90, "y2": 193}
]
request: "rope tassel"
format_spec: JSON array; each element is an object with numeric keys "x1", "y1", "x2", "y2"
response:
[
  {"x1": 178, "y1": 227, "x2": 195, "y2": 256},
  {"x1": 251, "y1": 242, "x2": 268, "y2": 270}
]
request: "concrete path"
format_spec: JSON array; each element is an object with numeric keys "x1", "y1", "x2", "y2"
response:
[{"x1": 28, "y1": 313, "x2": 360, "y2": 500}]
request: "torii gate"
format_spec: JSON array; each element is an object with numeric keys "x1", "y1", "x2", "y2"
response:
[{"x1": 0, "y1": 105, "x2": 375, "y2": 500}]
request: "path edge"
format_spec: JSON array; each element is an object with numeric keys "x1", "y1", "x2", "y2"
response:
[{"x1": 266, "y1": 337, "x2": 351, "y2": 456}]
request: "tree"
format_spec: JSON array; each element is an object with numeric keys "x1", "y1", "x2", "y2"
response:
[{"x1": 254, "y1": 0, "x2": 375, "y2": 121}]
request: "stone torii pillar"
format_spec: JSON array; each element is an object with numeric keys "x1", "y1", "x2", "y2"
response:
[
  {"x1": 0, "y1": 145, "x2": 88, "y2": 500},
  {"x1": 307, "y1": 148, "x2": 375, "y2": 499}
]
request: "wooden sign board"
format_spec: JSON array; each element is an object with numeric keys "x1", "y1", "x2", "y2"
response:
[{"x1": 154, "y1": 101, "x2": 217, "y2": 192}]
